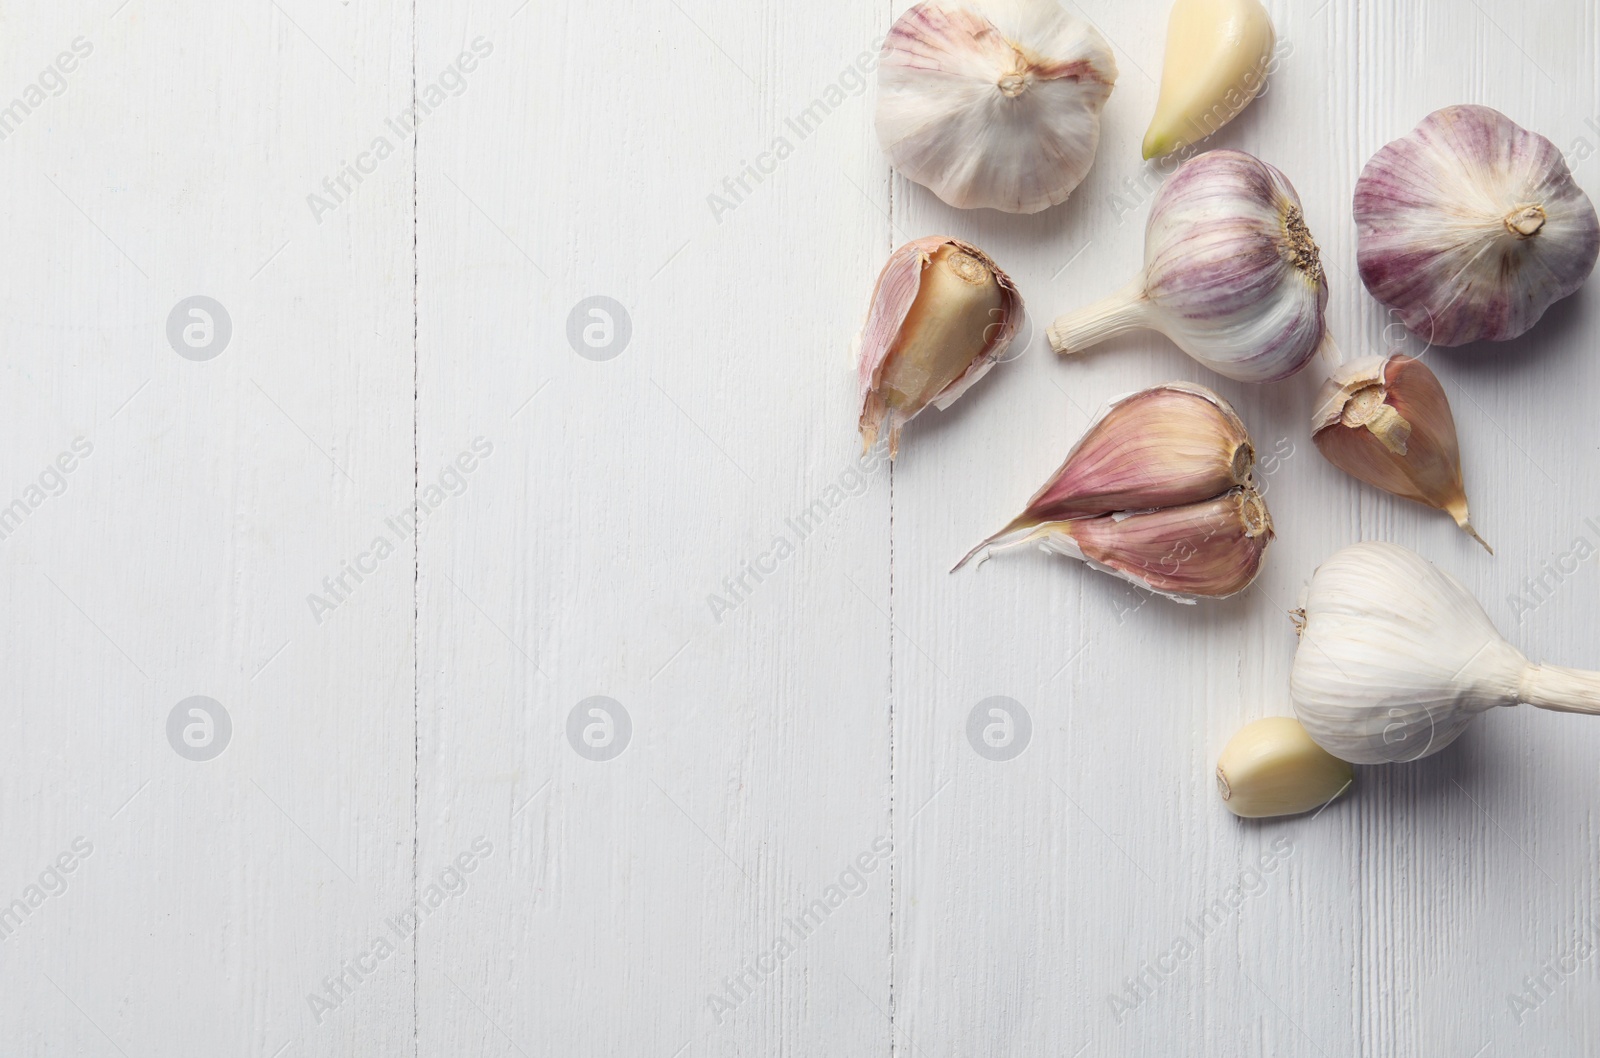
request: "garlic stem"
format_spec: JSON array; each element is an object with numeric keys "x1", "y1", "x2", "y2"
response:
[
  {"x1": 1520, "y1": 664, "x2": 1600, "y2": 715},
  {"x1": 1048, "y1": 279, "x2": 1151, "y2": 355}
]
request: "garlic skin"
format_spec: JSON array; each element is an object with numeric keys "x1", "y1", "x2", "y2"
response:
[
  {"x1": 1216, "y1": 716, "x2": 1353, "y2": 819},
  {"x1": 1143, "y1": 0, "x2": 1276, "y2": 160},
  {"x1": 1038, "y1": 486, "x2": 1272, "y2": 600},
  {"x1": 1049, "y1": 150, "x2": 1327, "y2": 383},
  {"x1": 876, "y1": 0, "x2": 1117, "y2": 213},
  {"x1": 1354, "y1": 105, "x2": 1600, "y2": 347},
  {"x1": 1313, "y1": 355, "x2": 1489, "y2": 551},
  {"x1": 857, "y1": 236, "x2": 1024, "y2": 457},
  {"x1": 1291, "y1": 542, "x2": 1600, "y2": 764}
]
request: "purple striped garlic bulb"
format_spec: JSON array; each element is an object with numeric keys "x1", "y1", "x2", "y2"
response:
[
  {"x1": 1048, "y1": 149, "x2": 1328, "y2": 383},
  {"x1": 1354, "y1": 105, "x2": 1600, "y2": 347},
  {"x1": 856, "y1": 236, "x2": 1024, "y2": 458}
]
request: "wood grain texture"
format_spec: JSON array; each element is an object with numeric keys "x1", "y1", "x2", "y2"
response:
[{"x1": 1, "y1": 0, "x2": 1596, "y2": 1055}]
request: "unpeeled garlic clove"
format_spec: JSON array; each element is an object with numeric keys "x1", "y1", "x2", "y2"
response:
[
  {"x1": 1216, "y1": 716, "x2": 1353, "y2": 818},
  {"x1": 1142, "y1": 0, "x2": 1276, "y2": 160},
  {"x1": 1312, "y1": 355, "x2": 1489, "y2": 552},
  {"x1": 1355, "y1": 105, "x2": 1600, "y2": 347},
  {"x1": 876, "y1": 0, "x2": 1117, "y2": 213},
  {"x1": 1045, "y1": 487, "x2": 1272, "y2": 600},
  {"x1": 857, "y1": 236, "x2": 1024, "y2": 457},
  {"x1": 955, "y1": 382, "x2": 1254, "y2": 567},
  {"x1": 1048, "y1": 149, "x2": 1327, "y2": 383}
]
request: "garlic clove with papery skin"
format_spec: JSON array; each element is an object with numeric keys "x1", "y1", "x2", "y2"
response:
[
  {"x1": 1216, "y1": 716, "x2": 1353, "y2": 819},
  {"x1": 1010, "y1": 486, "x2": 1272, "y2": 601},
  {"x1": 876, "y1": 0, "x2": 1117, "y2": 214},
  {"x1": 954, "y1": 382, "x2": 1254, "y2": 567},
  {"x1": 1291, "y1": 542, "x2": 1600, "y2": 764},
  {"x1": 1142, "y1": 0, "x2": 1276, "y2": 160},
  {"x1": 1354, "y1": 105, "x2": 1600, "y2": 347},
  {"x1": 1048, "y1": 149, "x2": 1327, "y2": 383},
  {"x1": 1312, "y1": 355, "x2": 1489, "y2": 552},
  {"x1": 857, "y1": 236, "x2": 1023, "y2": 458}
]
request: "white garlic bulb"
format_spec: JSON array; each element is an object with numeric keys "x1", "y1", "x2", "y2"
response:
[
  {"x1": 1355, "y1": 105, "x2": 1600, "y2": 347},
  {"x1": 1291, "y1": 542, "x2": 1600, "y2": 764},
  {"x1": 876, "y1": 0, "x2": 1117, "y2": 214},
  {"x1": 1049, "y1": 149, "x2": 1327, "y2": 383}
]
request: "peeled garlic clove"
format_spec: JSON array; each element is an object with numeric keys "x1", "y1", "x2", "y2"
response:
[
  {"x1": 1049, "y1": 149, "x2": 1327, "y2": 383},
  {"x1": 955, "y1": 382, "x2": 1254, "y2": 566},
  {"x1": 1292, "y1": 542, "x2": 1600, "y2": 764},
  {"x1": 1028, "y1": 487, "x2": 1272, "y2": 600},
  {"x1": 1216, "y1": 716, "x2": 1353, "y2": 819},
  {"x1": 1312, "y1": 355, "x2": 1489, "y2": 552},
  {"x1": 857, "y1": 236, "x2": 1023, "y2": 457},
  {"x1": 1354, "y1": 105, "x2": 1600, "y2": 347},
  {"x1": 1142, "y1": 0, "x2": 1276, "y2": 160},
  {"x1": 876, "y1": 0, "x2": 1117, "y2": 213}
]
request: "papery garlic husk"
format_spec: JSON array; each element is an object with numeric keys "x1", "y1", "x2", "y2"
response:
[
  {"x1": 955, "y1": 382, "x2": 1254, "y2": 567},
  {"x1": 1048, "y1": 149, "x2": 1327, "y2": 382},
  {"x1": 996, "y1": 487, "x2": 1272, "y2": 601},
  {"x1": 1142, "y1": 0, "x2": 1276, "y2": 160},
  {"x1": 1354, "y1": 105, "x2": 1600, "y2": 347},
  {"x1": 876, "y1": 0, "x2": 1117, "y2": 213},
  {"x1": 857, "y1": 236, "x2": 1024, "y2": 457},
  {"x1": 1216, "y1": 716, "x2": 1353, "y2": 819},
  {"x1": 1312, "y1": 355, "x2": 1489, "y2": 552},
  {"x1": 1291, "y1": 542, "x2": 1600, "y2": 764}
]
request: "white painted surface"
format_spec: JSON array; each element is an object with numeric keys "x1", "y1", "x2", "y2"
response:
[{"x1": 1, "y1": 0, "x2": 1596, "y2": 1055}]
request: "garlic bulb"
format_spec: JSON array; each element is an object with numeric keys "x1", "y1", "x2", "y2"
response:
[
  {"x1": 1313, "y1": 355, "x2": 1489, "y2": 551},
  {"x1": 1216, "y1": 716, "x2": 1352, "y2": 819},
  {"x1": 1291, "y1": 542, "x2": 1600, "y2": 764},
  {"x1": 876, "y1": 0, "x2": 1117, "y2": 213},
  {"x1": 1143, "y1": 0, "x2": 1276, "y2": 160},
  {"x1": 1354, "y1": 105, "x2": 1600, "y2": 347},
  {"x1": 857, "y1": 236, "x2": 1023, "y2": 457},
  {"x1": 956, "y1": 383, "x2": 1272, "y2": 600},
  {"x1": 1048, "y1": 149, "x2": 1327, "y2": 382}
]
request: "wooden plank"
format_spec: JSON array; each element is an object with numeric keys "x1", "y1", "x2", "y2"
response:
[
  {"x1": 0, "y1": 1, "x2": 416, "y2": 1054},
  {"x1": 412, "y1": 1, "x2": 892, "y2": 1055}
]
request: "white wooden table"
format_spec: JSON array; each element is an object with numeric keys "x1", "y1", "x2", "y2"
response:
[{"x1": 2, "y1": 0, "x2": 1596, "y2": 1054}]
